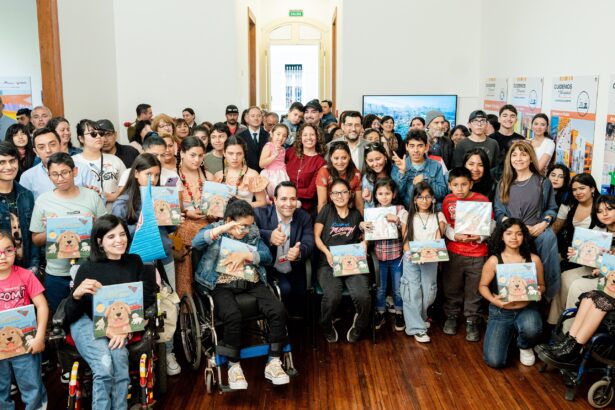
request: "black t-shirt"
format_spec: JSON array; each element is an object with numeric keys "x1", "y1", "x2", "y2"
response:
[
  {"x1": 490, "y1": 131, "x2": 524, "y2": 178},
  {"x1": 315, "y1": 203, "x2": 363, "y2": 267},
  {"x1": 0, "y1": 188, "x2": 18, "y2": 215},
  {"x1": 115, "y1": 143, "x2": 140, "y2": 168}
]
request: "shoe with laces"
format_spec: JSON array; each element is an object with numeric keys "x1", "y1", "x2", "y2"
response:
[
  {"x1": 394, "y1": 313, "x2": 405, "y2": 331},
  {"x1": 264, "y1": 358, "x2": 290, "y2": 385},
  {"x1": 323, "y1": 323, "x2": 338, "y2": 343},
  {"x1": 465, "y1": 320, "x2": 480, "y2": 342},
  {"x1": 414, "y1": 332, "x2": 431, "y2": 343},
  {"x1": 443, "y1": 316, "x2": 457, "y2": 335},
  {"x1": 374, "y1": 312, "x2": 386, "y2": 330},
  {"x1": 519, "y1": 348, "x2": 536, "y2": 366},
  {"x1": 166, "y1": 352, "x2": 181, "y2": 376},
  {"x1": 347, "y1": 314, "x2": 362, "y2": 343},
  {"x1": 228, "y1": 363, "x2": 248, "y2": 390}
]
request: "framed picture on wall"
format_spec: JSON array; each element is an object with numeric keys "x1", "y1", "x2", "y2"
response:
[{"x1": 362, "y1": 95, "x2": 458, "y2": 138}]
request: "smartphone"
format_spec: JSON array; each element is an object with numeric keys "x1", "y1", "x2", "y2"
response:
[{"x1": 165, "y1": 176, "x2": 179, "y2": 187}]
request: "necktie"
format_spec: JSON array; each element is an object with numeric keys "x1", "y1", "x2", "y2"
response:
[{"x1": 253, "y1": 133, "x2": 258, "y2": 144}]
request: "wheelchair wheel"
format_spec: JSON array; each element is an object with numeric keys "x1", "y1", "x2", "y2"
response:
[
  {"x1": 588, "y1": 379, "x2": 614, "y2": 408},
  {"x1": 180, "y1": 294, "x2": 202, "y2": 370},
  {"x1": 155, "y1": 342, "x2": 168, "y2": 395}
]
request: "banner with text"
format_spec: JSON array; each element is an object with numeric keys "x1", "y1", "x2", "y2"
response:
[
  {"x1": 483, "y1": 77, "x2": 508, "y2": 115},
  {"x1": 0, "y1": 77, "x2": 32, "y2": 119},
  {"x1": 550, "y1": 75, "x2": 599, "y2": 176},
  {"x1": 601, "y1": 75, "x2": 615, "y2": 194},
  {"x1": 509, "y1": 77, "x2": 544, "y2": 139}
]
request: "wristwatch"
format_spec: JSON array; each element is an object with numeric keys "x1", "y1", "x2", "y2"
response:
[{"x1": 542, "y1": 216, "x2": 552, "y2": 225}]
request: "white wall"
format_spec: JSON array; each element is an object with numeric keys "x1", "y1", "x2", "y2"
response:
[
  {"x1": 480, "y1": 0, "x2": 615, "y2": 183},
  {"x1": 0, "y1": 0, "x2": 42, "y2": 109}
]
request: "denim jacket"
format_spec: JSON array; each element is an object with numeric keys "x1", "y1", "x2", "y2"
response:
[
  {"x1": 493, "y1": 176, "x2": 558, "y2": 224},
  {"x1": 0, "y1": 182, "x2": 39, "y2": 269},
  {"x1": 192, "y1": 221, "x2": 273, "y2": 290},
  {"x1": 391, "y1": 157, "x2": 448, "y2": 205}
]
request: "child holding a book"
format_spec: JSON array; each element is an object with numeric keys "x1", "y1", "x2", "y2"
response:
[
  {"x1": 192, "y1": 198, "x2": 289, "y2": 390},
  {"x1": 400, "y1": 181, "x2": 446, "y2": 342},
  {"x1": 365, "y1": 178, "x2": 408, "y2": 331},
  {"x1": 0, "y1": 231, "x2": 48, "y2": 410},
  {"x1": 479, "y1": 218, "x2": 545, "y2": 368},
  {"x1": 442, "y1": 167, "x2": 492, "y2": 342},
  {"x1": 259, "y1": 124, "x2": 290, "y2": 202}
]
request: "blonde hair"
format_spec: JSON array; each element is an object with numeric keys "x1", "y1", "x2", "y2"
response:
[
  {"x1": 151, "y1": 114, "x2": 176, "y2": 136},
  {"x1": 498, "y1": 140, "x2": 541, "y2": 204}
]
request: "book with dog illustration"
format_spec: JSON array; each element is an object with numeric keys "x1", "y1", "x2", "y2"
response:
[
  {"x1": 597, "y1": 254, "x2": 615, "y2": 298},
  {"x1": 215, "y1": 237, "x2": 258, "y2": 281},
  {"x1": 142, "y1": 186, "x2": 181, "y2": 226},
  {"x1": 496, "y1": 263, "x2": 540, "y2": 302},
  {"x1": 330, "y1": 244, "x2": 369, "y2": 277},
  {"x1": 569, "y1": 228, "x2": 613, "y2": 268},
  {"x1": 0, "y1": 304, "x2": 37, "y2": 360},
  {"x1": 45, "y1": 216, "x2": 93, "y2": 260},
  {"x1": 92, "y1": 282, "x2": 145, "y2": 339},
  {"x1": 409, "y1": 239, "x2": 449, "y2": 263},
  {"x1": 454, "y1": 201, "x2": 492, "y2": 236},
  {"x1": 200, "y1": 182, "x2": 234, "y2": 218},
  {"x1": 364, "y1": 207, "x2": 399, "y2": 241}
]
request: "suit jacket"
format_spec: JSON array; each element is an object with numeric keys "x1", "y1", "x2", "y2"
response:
[
  {"x1": 254, "y1": 204, "x2": 315, "y2": 272},
  {"x1": 237, "y1": 127, "x2": 269, "y2": 172}
]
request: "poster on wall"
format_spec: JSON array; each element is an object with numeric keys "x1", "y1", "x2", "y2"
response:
[
  {"x1": 483, "y1": 77, "x2": 508, "y2": 115},
  {"x1": 0, "y1": 77, "x2": 32, "y2": 119},
  {"x1": 508, "y1": 77, "x2": 544, "y2": 139},
  {"x1": 601, "y1": 75, "x2": 615, "y2": 194},
  {"x1": 550, "y1": 75, "x2": 599, "y2": 176}
]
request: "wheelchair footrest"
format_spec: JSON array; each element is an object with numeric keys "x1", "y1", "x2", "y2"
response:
[{"x1": 215, "y1": 343, "x2": 292, "y2": 366}]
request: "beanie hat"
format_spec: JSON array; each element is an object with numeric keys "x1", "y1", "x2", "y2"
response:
[{"x1": 425, "y1": 110, "x2": 445, "y2": 128}]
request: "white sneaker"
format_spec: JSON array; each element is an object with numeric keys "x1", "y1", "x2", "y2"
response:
[
  {"x1": 228, "y1": 363, "x2": 248, "y2": 390},
  {"x1": 414, "y1": 332, "x2": 431, "y2": 343},
  {"x1": 264, "y1": 358, "x2": 290, "y2": 385},
  {"x1": 166, "y1": 352, "x2": 181, "y2": 376},
  {"x1": 520, "y1": 348, "x2": 536, "y2": 366},
  {"x1": 60, "y1": 372, "x2": 70, "y2": 384},
  {"x1": 424, "y1": 321, "x2": 431, "y2": 329}
]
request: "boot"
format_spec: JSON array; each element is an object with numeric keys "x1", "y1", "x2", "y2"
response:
[{"x1": 542, "y1": 334, "x2": 583, "y2": 364}]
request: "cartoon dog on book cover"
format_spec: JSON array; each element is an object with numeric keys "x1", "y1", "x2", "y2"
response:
[
  {"x1": 597, "y1": 255, "x2": 615, "y2": 298},
  {"x1": 570, "y1": 228, "x2": 612, "y2": 268},
  {"x1": 154, "y1": 199, "x2": 173, "y2": 226},
  {"x1": 0, "y1": 327, "x2": 26, "y2": 358},
  {"x1": 496, "y1": 263, "x2": 540, "y2": 302},
  {"x1": 56, "y1": 231, "x2": 82, "y2": 259},
  {"x1": 331, "y1": 244, "x2": 369, "y2": 276},
  {"x1": 104, "y1": 301, "x2": 132, "y2": 338}
]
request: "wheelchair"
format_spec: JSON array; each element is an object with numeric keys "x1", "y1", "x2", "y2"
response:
[
  {"x1": 48, "y1": 272, "x2": 167, "y2": 409},
  {"x1": 535, "y1": 308, "x2": 615, "y2": 408},
  {"x1": 178, "y1": 248, "x2": 298, "y2": 394}
]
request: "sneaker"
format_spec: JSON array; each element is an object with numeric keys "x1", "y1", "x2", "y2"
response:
[
  {"x1": 264, "y1": 358, "x2": 290, "y2": 385},
  {"x1": 519, "y1": 348, "x2": 536, "y2": 366},
  {"x1": 347, "y1": 314, "x2": 361, "y2": 343},
  {"x1": 228, "y1": 363, "x2": 248, "y2": 390},
  {"x1": 166, "y1": 352, "x2": 182, "y2": 376},
  {"x1": 323, "y1": 323, "x2": 338, "y2": 343},
  {"x1": 386, "y1": 296, "x2": 395, "y2": 313},
  {"x1": 465, "y1": 320, "x2": 480, "y2": 342},
  {"x1": 443, "y1": 316, "x2": 457, "y2": 335},
  {"x1": 374, "y1": 312, "x2": 386, "y2": 330},
  {"x1": 61, "y1": 371, "x2": 70, "y2": 384},
  {"x1": 394, "y1": 313, "x2": 405, "y2": 331},
  {"x1": 10, "y1": 384, "x2": 18, "y2": 396},
  {"x1": 414, "y1": 332, "x2": 431, "y2": 343}
]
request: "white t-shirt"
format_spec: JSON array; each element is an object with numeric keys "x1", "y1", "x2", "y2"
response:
[
  {"x1": 557, "y1": 204, "x2": 592, "y2": 229},
  {"x1": 412, "y1": 211, "x2": 446, "y2": 241},
  {"x1": 72, "y1": 153, "x2": 126, "y2": 197},
  {"x1": 533, "y1": 138, "x2": 555, "y2": 163},
  {"x1": 118, "y1": 167, "x2": 182, "y2": 190}
]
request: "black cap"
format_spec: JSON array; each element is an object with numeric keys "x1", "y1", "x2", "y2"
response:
[
  {"x1": 96, "y1": 119, "x2": 115, "y2": 132},
  {"x1": 304, "y1": 99, "x2": 322, "y2": 112},
  {"x1": 468, "y1": 110, "x2": 487, "y2": 122},
  {"x1": 16, "y1": 108, "x2": 32, "y2": 117},
  {"x1": 225, "y1": 105, "x2": 239, "y2": 114}
]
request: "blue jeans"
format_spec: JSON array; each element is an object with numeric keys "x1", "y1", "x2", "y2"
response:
[
  {"x1": 45, "y1": 273, "x2": 71, "y2": 313},
  {"x1": 70, "y1": 315, "x2": 130, "y2": 410},
  {"x1": 400, "y1": 253, "x2": 438, "y2": 335},
  {"x1": 376, "y1": 257, "x2": 403, "y2": 312},
  {"x1": 533, "y1": 228, "x2": 560, "y2": 301},
  {"x1": 483, "y1": 304, "x2": 542, "y2": 368},
  {"x1": 0, "y1": 353, "x2": 47, "y2": 410}
]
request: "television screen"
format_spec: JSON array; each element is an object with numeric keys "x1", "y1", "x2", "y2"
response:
[{"x1": 362, "y1": 95, "x2": 458, "y2": 139}]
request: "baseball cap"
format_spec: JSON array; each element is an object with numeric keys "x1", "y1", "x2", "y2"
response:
[
  {"x1": 225, "y1": 105, "x2": 239, "y2": 114},
  {"x1": 304, "y1": 99, "x2": 323, "y2": 112},
  {"x1": 96, "y1": 119, "x2": 115, "y2": 132},
  {"x1": 468, "y1": 110, "x2": 487, "y2": 122}
]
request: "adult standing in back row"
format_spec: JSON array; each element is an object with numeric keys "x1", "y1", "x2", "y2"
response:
[
  {"x1": 452, "y1": 110, "x2": 500, "y2": 171},
  {"x1": 425, "y1": 110, "x2": 454, "y2": 169},
  {"x1": 237, "y1": 107, "x2": 269, "y2": 172},
  {"x1": 490, "y1": 105, "x2": 524, "y2": 179}
]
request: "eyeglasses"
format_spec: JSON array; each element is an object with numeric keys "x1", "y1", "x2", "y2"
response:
[
  {"x1": 85, "y1": 131, "x2": 104, "y2": 138},
  {"x1": 416, "y1": 195, "x2": 433, "y2": 201},
  {"x1": 330, "y1": 190, "x2": 350, "y2": 197},
  {"x1": 49, "y1": 169, "x2": 72, "y2": 180},
  {"x1": 236, "y1": 224, "x2": 251, "y2": 232},
  {"x1": 471, "y1": 119, "x2": 487, "y2": 125},
  {"x1": 0, "y1": 247, "x2": 16, "y2": 257}
]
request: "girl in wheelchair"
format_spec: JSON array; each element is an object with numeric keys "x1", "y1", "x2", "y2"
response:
[
  {"x1": 63, "y1": 215, "x2": 157, "y2": 409},
  {"x1": 192, "y1": 198, "x2": 289, "y2": 390}
]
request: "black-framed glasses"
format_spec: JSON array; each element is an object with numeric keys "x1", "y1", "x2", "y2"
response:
[
  {"x1": 85, "y1": 131, "x2": 104, "y2": 138},
  {"x1": 330, "y1": 190, "x2": 350, "y2": 197},
  {"x1": 365, "y1": 142, "x2": 384, "y2": 151}
]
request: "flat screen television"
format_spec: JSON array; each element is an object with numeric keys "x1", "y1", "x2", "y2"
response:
[{"x1": 362, "y1": 95, "x2": 458, "y2": 139}]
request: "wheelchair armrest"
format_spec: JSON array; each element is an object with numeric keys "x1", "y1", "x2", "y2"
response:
[
  {"x1": 49, "y1": 298, "x2": 69, "y2": 341},
  {"x1": 590, "y1": 332, "x2": 615, "y2": 345},
  {"x1": 370, "y1": 249, "x2": 380, "y2": 289}
]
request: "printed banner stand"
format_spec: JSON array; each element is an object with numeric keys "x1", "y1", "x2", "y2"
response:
[
  {"x1": 483, "y1": 77, "x2": 508, "y2": 115},
  {"x1": 601, "y1": 74, "x2": 615, "y2": 194},
  {"x1": 508, "y1": 77, "x2": 544, "y2": 139}
]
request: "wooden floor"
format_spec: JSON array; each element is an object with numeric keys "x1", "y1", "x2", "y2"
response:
[{"x1": 41, "y1": 315, "x2": 599, "y2": 410}]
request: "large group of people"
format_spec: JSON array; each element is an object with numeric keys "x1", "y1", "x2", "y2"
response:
[{"x1": 0, "y1": 97, "x2": 614, "y2": 409}]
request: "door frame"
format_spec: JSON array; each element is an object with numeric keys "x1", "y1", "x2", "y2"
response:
[{"x1": 36, "y1": 0, "x2": 64, "y2": 116}]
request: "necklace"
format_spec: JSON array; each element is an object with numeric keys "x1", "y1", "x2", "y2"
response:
[
  {"x1": 417, "y1": 212, "x2": 431, "y2": 230},
  {"x1": 179, "y1": 168, "x2": 203, "y2": 209},
  {"x1": 223, "y1": 165, "x2": 247, "y2": 195}
]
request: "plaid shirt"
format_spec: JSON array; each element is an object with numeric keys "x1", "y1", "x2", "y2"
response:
[{"x1": 374, "y1": 205, "x2": 406, "y2": 261}]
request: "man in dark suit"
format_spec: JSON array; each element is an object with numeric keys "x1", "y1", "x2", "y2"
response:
[
  {"x1": 237, "y1": 106, "x2": 268, "y2": 172},
  {"x1": 254, "y1": 181, "x2": 314, "y2": 315}
]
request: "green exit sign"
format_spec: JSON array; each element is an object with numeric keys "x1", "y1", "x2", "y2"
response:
[{"x1": 289, "y1": 9, "x2": 303, "y2": 17}]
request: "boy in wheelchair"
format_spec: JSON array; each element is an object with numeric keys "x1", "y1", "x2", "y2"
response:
[
  {"x1": 192, "y1": 198, "x2": 290, "y2": 390},
  {"x1": 61, "y1": 215, "x2": 158, "y2": 409}
]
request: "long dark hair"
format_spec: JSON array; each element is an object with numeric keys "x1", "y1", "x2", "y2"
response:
[
  {"x1": 564, "y1": 173, "x2": 600, "y2": 246},
  {"x1": 90, "y1": 215, "x2": 131, "y2": 262},
  {"x1": 372, "y1": 178, "x2": 397, "y2": 207},
  {"x1": 463, "y1": 148, "x2": 493, "y2": 199},
  {"x1": 48, "y1": 116, "x2": 77, "y2": 150},
  {"x1": 363, "y1": 142, "x2": 391, "y2": 184},
  {"x1": 176, "y1": 136, "x2": 207, "y2": 177},
  {"x1": 594, "y1": 195, "x2": 615, "y2": 230},
  {"x1": 4, "y1": 124, "x2": 35, "y2": 176},
  {"x1": 326, "y1": 141, "x2": 358, "y2": 185},
  {"x1": 531, "y1": 113, "x2": 551, "y2": 139},
  {"x1": 294, "y1": 123, "x2": 326, "y2": 158},
  {"x1": 547, "y1": 163, "x2": 571, "y2": 206},
  {"x1": 488, "y1": 218, "x2": 535, "y2": 260},
  {"x1": 122, "y1": 153, "x2": 161, "y2": 224},
  {"x1": 405, "y1": 181, "x2": 441, "y2": 243}
]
